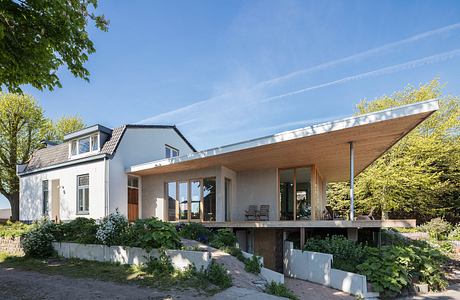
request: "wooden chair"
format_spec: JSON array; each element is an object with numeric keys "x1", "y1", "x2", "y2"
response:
[
  {"x1": 325, "y1": 205, "x2": 344, "y2": 220},
  {"x1": 245, "y1": 205, "x2": 258, "y2": 221},
  {"x1": 259, "y1": 205, "x2": 270, "y2": 221},
  {"x1": 356, "y1": 207, "x2": 376, "y2": 220}
]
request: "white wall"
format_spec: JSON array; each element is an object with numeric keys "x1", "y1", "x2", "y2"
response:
[
  {"x1": 109, "y1": 127, "x2": 195, "y2": 217},
  {"x1": 235, "y1": 168, "x2": 278, "y2": 221},
  {"x1": 19, "y1": 159, "x2": 106, "y2": 221}
]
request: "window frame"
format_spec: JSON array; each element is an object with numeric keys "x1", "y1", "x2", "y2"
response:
[
  {"x1": 76, "y1": 174, "x2": 90, "y2": 215},
  {"x1": 42, "y1": 180, "x2": 49, "y2": 216},
  {"x1": 69, "y1": 133, "x2": 100, "y2": 158},
  {"x1": 165, "y1": 144, "x2": 179, "y2": 158}
]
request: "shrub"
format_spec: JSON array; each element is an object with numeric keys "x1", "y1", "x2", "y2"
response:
[
  {"x1": 22, "y1": 220, "x2": 57, "y2": 258},
  {"x1": 265, "y1": 282, "x2": 298, "y2": 300},
  {"x1": 304, "y1": 235, "x2": 365, "y2": 272},
  {"x1": 178, "y1": 223, "x2": 213, "y2": 243},
  {"x1": 244, "y1": 254, "x2": 262, "y2": 274},
  {"x1": 144, "y1": 250, "x2": 175, "y2": 275},
  {"x1": 421, "y1": 218, "x2": 452, "y2": 240},
  {"x1": 0, "y1": 220, "x2": 31, "y2": 238},
  {"x1": 56, "y1": 218, "x2": 99, "y2": 244},
  {"x1": 448, "y1": 224, "x2": 460, "y2": 240},
  {"x1": 127, "y1": 217, "x2": 181, "y2": 250},
  {"x1": 96, "y1": 211, "x2": 129, "y2": 246},
  {"x1": 221, "y1": 246, "x2": 246, "y2": 262},
  {"x1": 206, "y1": 261, "x2": 232, "y2": 289},
  {"x1": 209, "y1": 229, "x2": 236, "y2": 249}
]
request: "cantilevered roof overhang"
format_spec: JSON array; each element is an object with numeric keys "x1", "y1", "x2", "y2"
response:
[{"x1": 127, "y1": 99, "x2": 439, "y2": 182}]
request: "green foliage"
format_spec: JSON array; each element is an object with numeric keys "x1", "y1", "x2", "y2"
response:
[
  {"x1": 422, "y1": 218, "x2": 453, "y2": 240},
  {"x1": 244, "y1": 254, "x2": 262, "y2": 274},
  {"x1": 448, "y1": 224, "x2": 460, "y2": 240},
  {"x1": 206, "y1": 260, "x2": 232, "y2": 289},
  {"x1": 45, "y1": 116, "x2": 85, "y2": 142},
  {"x1": 209, "y1": 229, "x2": 236, "y2": 249},
  {"x1": 22, "y1": 220, "x2": 57, "y2": 258},
  {"x1": 56, "y1": 218, "x2": 99, "y2": 244},
  {"x1": 328, "y1": 80, "x2": 460, "y2": 223},
  {"x1": 265, "y1": 282, "x2": 299, "y2": 300},
  {"x1": 221, "y1": 246, "x2": 246, "y2": 262},
  {"x1": 0, "y1": 220, "x2": 31, "y2": 238},
  {"x1": 127, "y1": 218, "x2": 181, "y2": 250},
  {"x1": 178, "y1": 222, "x2": 213, "y2": 243},
  {"x1": 0, "y1": 0, "x2": 109, "y2": 92},
  {"x1": 95, "y1": 211, "x2": 129, "y2": 246},
  {"x1": 304, "y1": 235, "x2": 365, "y2": 272},
  {"x1": 144, "y1": 250, "x2": 175, "y2": 276}
]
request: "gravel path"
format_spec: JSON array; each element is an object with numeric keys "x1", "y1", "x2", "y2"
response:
[{"x1": 0, "y1": 267, "x2": 204, "y2": 300}]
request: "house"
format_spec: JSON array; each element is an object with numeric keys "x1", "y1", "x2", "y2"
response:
[{"x1": 17, "y1": 99, "x2": 439, "y2": 271}]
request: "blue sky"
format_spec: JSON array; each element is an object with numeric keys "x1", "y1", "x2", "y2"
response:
[{"x1": 2, "y1": 0, "x2": 460, "y2": 209}]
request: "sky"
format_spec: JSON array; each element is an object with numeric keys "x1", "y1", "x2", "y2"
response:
[{"x1": 2, "y1": 0, "x2": 460, "y2": 209}]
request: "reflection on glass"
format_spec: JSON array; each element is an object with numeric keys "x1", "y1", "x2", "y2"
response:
[
  {"x1": 179, "y1": 182, "x2": 188, "y2": 220},
  {"x1": 296, "y1": 167, "x2": 311, "y2": 220},
  {"x1": 167, "y1": 182, "x2": 177, "y2": 221},
  {"x1": 203, "y1": 177, "x2": 216, "y2": 221},
  {"x1": 78, "y1": 137, "x2": 90, "y2": 154},
  {"x1": 191, "y1": 180, "x2": 201, "y2": 219},
  {"x1": 279, "y1": 169, "x2": 294, "y2": 220}
]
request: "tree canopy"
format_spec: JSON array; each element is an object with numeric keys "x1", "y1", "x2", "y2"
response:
[
  {"x1": 327, "y1": 80, "x2": 460, "y2": 224},
  {"x1": 46, "y1": 115, "x2": 86, "y2": 142},
  {"x1": 0, "y1": 0, "x2": 108, "y2": 92}
]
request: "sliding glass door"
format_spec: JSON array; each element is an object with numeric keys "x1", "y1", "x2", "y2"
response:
[{"x1": 279, "y1": 167, "x2": 311, "y2": 221}]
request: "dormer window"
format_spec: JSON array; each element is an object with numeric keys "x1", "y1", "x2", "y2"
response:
[
  {"x1": 165, "y1": 145, "x2": 179, "y2": 158},
  {"x1": 70, "y1": 134, "x2": 99, "y2": 158}
]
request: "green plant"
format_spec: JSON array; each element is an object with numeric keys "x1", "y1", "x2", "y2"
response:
[
  {"x1": 244, "y1": 255, "x2": 262, "y2": 274},
  {"x1": 127, "y1": 218, "x2": 181, "y2": 250},
  {"x1": 209, "y1": 229, "x2": 236, "y2": 249},
  {"x1": 21, "y1": 220, "x2": 57, "y2": 258},
  {"x1": 96, "y1": 211, "x2": 129, "y2": 246},
  {"x1": 448, "y1": 224, "x2": 460, "y2": 240},
  {"x1": 304, "y1": 235, "x2": 365, "y2": 272},
  {"x1": 206, "y1": 261, "x2": 232, "y2": 289},
  {"x1": 221, "y1": 246, "x2": 246, "y2": 262},
  {"x1": 56, "y1": 218, "x2": 99, "y2": 244},
  {"x1": 0, "y1": 220, "x2": 31, "y2": 238},
  {"x1": 265, "y1": 282, "x2": 298, "y2": 300},
  {"x1": 421, "y1": 218, "x2": 452, "y2": 240},
  {"x1": 178, "y1": 223, "x2": 213, "y2": 243},
  {"x1": 144, "y1": 250, "x2": 175, "y2": 275}
]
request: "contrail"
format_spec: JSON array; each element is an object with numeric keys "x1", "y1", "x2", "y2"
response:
[{"x1": 137, "y1": 22, "x2": 460, "y2": 124}]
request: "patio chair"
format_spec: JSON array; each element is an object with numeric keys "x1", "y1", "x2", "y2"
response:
[
  {"x1": 259, "y1": 205, "x2": 270, "y2": 221},
  {"x1": 325, "y1": 205, "x2": 344, "y2": 220},
  {"x1": 245, "y1": 205, "x2": 258, "y2": 221},
  {"x1": 356, "y1": 207, "x2": 376, "y2": 220}
]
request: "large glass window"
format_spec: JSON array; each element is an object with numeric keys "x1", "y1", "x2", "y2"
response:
[
  {"x1": 296, "y1": 167, "x2": 311, "y2": 220},
  {"x1": 42, "y1": 180, "x2": 49, "y2": 216},
  {"x1": 203, "y1": 177, "x2": 216, "y2": 221},
  {"x1": 77, "y1": 174, "x2": 89, "y2": 214},
  {"x1": 179, "y1": 182, "x2": 188, "y2": 220},
  {"x1": 78, "y1": 137, "x2": 90, "y2": 154},
  {"x1": 167, "y1": 182, "x2": 177, "y2": 221},
  {"x1": 279, "y1": 169, "x2": 295, "y2": 220},
  {"x1": 279, "y1": 167, "x2": 311, "y2": 221},
  {"x1": 190, "y1": 180, "x2": 201, "y2": 219},
  {"x1": 225, "y1": 178, "x2": 231, "y2": 222}
]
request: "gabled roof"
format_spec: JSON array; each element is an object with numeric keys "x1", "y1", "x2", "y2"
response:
[{"x1": 19, "y1": 124, "x2": 195, "y2": 175}]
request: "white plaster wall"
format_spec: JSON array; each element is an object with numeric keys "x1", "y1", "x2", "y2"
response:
[
  {"x1": 109, "y1": 127, "x2": 195, "y2": 217},
  {"x1": 141, "y1": 166, "x2": 226, "y2": 221},
  {"x1": 235, "y1": 168, "x2": 278, "y2": 221},
  {"x1": 19, "y1": 159, "x2": 106, "y2": 221}
]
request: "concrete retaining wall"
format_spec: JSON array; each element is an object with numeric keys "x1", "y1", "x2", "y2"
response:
[
  {"x1": 0, "y1": 237, "x2": 24, "y2": 255},
  {"x1": 261, "y1": 267, "x2": 284, "y2": 284},
  {"x1": 283, "y1": 241, "x2": 376, "y2": 298},
  {"x1": 52, "y1": 242, "x2": 211, "y2": 271}
]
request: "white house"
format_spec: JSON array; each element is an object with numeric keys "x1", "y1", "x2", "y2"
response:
[{"x1": 17, "y1": 99, "x2": 439, "y2": 271}]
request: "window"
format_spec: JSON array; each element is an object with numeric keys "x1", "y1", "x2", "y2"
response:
[
  {"x1": 203, "y1": 177, "x2": 216, "y2": 221},
  {"x1": 70, "y1": 134, "x2": 99, "y2": 157},
  {"x1": 179, "y1": 182, "x2": 188, "y2": 220},
  {"x1": 91, "y1": 135, "x2": 99, "y2": 152},
  {"x1": 71, "y1": 140, "x2": 77, "y2": 156},
  {"x1": 279, "y1": 167, "x2": 311, "y2": 221},
  {"x1": 190, "y1": 180, "x2": 201, "y2": 219},
  {"x1": 165, "y1": 145, "x2": 179, "y2": 158},
  {"x1": 78, "y1": 137, "x2": 90, "y2": 154},
  {"x1": 42, "y1": 180, "x2": 49, "y2": 216},
  {"x1": 167, "y1": 182, "x2": 178, "y2": 221},
  {"x1": 128, "y1": 175, "x2": 139, "y2": 188},
  {"x1": 77, "y1": 174, "x2": 89, "y2": 214},
  {"x1": 225, "y1": 178, "x2": 231, "y2": 222}
]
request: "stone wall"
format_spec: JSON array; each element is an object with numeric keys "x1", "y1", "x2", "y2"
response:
[{"x1": 0, "y1": 237, "x2": 24, "y2": 255}]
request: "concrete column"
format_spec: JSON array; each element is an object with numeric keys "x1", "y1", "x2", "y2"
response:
[
  {"x1": 300, "y1": 228, "x2": 305, "y2": 249},
  {"x1": 349, "y1": 142, "x2": 355, "y2": 221}
]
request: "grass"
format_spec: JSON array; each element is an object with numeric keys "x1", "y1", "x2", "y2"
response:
[
  {"x1": 265, "y1": 282, "x2": 299, "y2": 300},
  {"x1": 0, "y1": 252, "x2": 228, "y2": 295}
]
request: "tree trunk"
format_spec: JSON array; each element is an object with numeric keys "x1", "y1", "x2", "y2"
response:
[{"x1": 7, "y1": 192, "x2": 19, "y2": 221}]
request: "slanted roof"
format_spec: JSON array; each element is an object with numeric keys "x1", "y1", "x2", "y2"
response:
[
  {"x1": 64, "y1": 124, "x2": 113, "y2": 141},
  {"x1": 127, "y1": 99, "x2": 439, "y2": 182}
]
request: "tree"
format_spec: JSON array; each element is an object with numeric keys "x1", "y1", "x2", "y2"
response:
[
  {"x1": 0, "y1": 0, "x2": 108, "y2": 92},
  {"x1": 328, "y1": 80, "x2": 460, "y2": 223},
  {"x1": 47, "y1": 115, "x2": 85, "y2": 142},
  {"x1": 0, "y1": 93, "x2": 46, "y2": 220}
]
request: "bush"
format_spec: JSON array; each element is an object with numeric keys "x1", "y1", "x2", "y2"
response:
[
  {"x1": 265, "y1": 282, "x2": 298, "y2": 300},
  {"x1": 209, "y1": 229, "x2": 236, "y2": 249},
  {"x1": 96, "y1": 211, "x2": 129, "y2": 246},
  {"x1": 178, "y1": 223, "x2": 213, "y2": 243},
  {"x1": 56, "y1": 218, "x2": 99, "y2": 244},
  {"x1": 304, "y1": 235, "x2": 365, "y2": 272},
  {"x1": 144, "y1": 250, "x2": 175, "y2": 275},
  {"x1": 421, "y1": 218, "x2": 452, "y2": 240},
  {"x1": 221, "y1": 246, "x2": 246, "y2": 262},
  {"x1": 244, "y1": 254, "x2": 262, "y2": 274},
  {"x1": 0, "y1": 220, "x2": 31, "y2": 238},
  {"x1": 127, "y1": 217, "x2": 181, "y2": 250},
  {"x1": 448, "y1": 224, "x2": 460, "y2": 240},
  {"x1": 22, "y1": 220, "x2": 57, "y2": 258},
  {"x1": 206, "y1": 260, "x2": 232, "y2": 289}
]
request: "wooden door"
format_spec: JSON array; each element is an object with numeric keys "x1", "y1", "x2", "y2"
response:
[{"x1": 128, "y1": 187, "x2": 139, "y2": 221}]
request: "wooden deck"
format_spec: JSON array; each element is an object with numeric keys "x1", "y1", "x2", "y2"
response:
[{"x1": 201, "y1": 219, "x2": 416, "y2": 228}]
